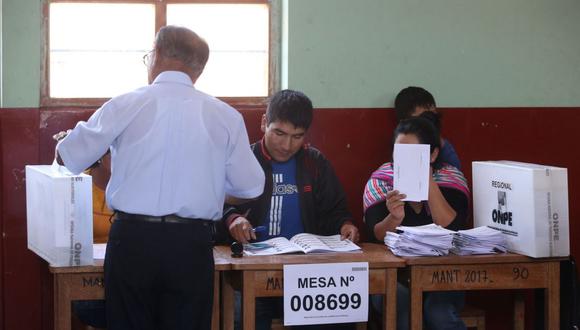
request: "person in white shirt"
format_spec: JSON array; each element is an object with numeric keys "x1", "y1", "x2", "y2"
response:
[{"x1": 56, "y1": 25, "x2": 264, "y2": 330}]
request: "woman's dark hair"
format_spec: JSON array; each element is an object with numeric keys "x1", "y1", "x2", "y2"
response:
[
  {"x1": 266, "y1": 89, "x2": 313, "y2": 130},
  {"x1": 393, "y1": 111, "x2": 442, "y2": 167}
]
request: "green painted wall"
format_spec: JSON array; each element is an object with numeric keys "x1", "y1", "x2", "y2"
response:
[
  {"x1": 2, "y1": 0, "x2": 41, "y2": 107},
  {"x1": 2, "y1": 0, "x2": 580, "y2": 108},
  {"x1": 285, "y1": 0, "x2": 580, "y2": 108}
]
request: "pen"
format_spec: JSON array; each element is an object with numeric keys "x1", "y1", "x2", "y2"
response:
[{"x1": 252, "y1": 226, "x2": 267, "y2": 233}]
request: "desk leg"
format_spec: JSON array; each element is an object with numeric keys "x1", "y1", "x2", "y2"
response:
[
  {"x1": 54, "y1": 274, "x2": 72, "y2": 330},
  {"x1": 212, "y1": 270, "x2": 220, "y2": 330},
  {"x1": 222, "y1": 271, "x2": 235, "y2": 330},
  {"x1": 242, "y1": 271, "x2": 257, "y2": 330},
  {"x1": 384, "y1": 269, "x2": 397, "y2": 330},
  {"x1": 409, "y1": 269, "x2": 423, "y2": 330},
  {"x1": 546, "y1": 262, "x2": 560, "y2": 330},
  {"x1": 513, "y1": 293, "x2": 525, "y2": 330}
]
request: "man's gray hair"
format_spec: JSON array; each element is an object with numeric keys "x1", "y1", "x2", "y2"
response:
[{"x1": 155, "y1": 25, "x2": 209, "y2": 76}]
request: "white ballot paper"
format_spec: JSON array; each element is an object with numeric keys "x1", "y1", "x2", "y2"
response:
[
  {"x1": 393, "y1": 143, "x2": 430, "y2": 201},
  {"x1": 93, "y1": 243, "x2": 107, "y2": 260}
]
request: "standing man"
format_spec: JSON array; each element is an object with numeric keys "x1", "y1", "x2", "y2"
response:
[
  {"x1": 223, "y1": 89, "x2": 359, "y2": 330},
  {"x1": 56, "y1": 26, "x2": 264, "y2": 330}
]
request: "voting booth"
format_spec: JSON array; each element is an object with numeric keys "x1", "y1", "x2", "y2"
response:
[
  {"x1": 472, "y1": 161, "x2": 569, "y2": 258},
  {"x1": 25, "y1": 164, "x2": 94, "y2": 266}
]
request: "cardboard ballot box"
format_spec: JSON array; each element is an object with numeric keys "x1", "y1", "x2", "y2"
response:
[
  {"x1": 25, "y1": 165, "x2": 93, "y2": 266},
  {"x1": 472, "y1": 161, "x2": 569, "y2": 258}
]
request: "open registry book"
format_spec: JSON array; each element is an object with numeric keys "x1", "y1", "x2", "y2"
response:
[{"x1": 243, "y1": 233, "x2": 361, "y2": 256}]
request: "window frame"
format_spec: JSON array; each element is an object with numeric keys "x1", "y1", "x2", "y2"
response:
[{"x1": 41, "y1": 0, "x2": 279, "y2": 108}]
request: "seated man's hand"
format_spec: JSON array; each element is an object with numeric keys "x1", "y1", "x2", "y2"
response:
[
  {"x1": 340, "y1": 222, "x2": 360, "y2": 243},
  {"x1": 228, "y1": 217, "x2": 256, "y2": 244}
]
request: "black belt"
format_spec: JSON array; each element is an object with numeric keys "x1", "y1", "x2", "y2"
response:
[{"x1": 115, "y1": 211, "x2": 214, "y2": 226}]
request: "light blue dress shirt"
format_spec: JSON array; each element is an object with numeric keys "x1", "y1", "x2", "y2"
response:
[{"x1": 58, "y1": 71, "x2": 264, "y2": 220}]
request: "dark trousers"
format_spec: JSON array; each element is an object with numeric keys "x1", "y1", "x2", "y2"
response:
[
  {"x1": 370, "y1": 283, "x2": 466, "y2": 330},
  {"x1": 104, "y1": 216, "x2": 215, "y2": 330}
]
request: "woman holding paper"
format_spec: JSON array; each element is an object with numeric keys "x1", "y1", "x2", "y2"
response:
[
  {"x1": 363, "y1": 112, "x2": 470, "y2": 330},
  {"x1": 363, "y1": 111, "x2": 469, "y2": 240}
]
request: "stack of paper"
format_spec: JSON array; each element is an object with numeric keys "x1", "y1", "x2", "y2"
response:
[
  {"x1": 385, "y1": 224, "x2": 455, "y2": 257},
  {"x1": 451, "y1": 226, "x2": 508, "y2": 255}
]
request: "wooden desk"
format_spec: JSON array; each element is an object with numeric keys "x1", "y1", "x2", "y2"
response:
[
  {"x1": 215, "y1": 243, "x2": 405, "y2": 330},
  {"x1": 49, "y1": 248, "x2": 230, "y2": 330},
  {"x1": 404, "y1": 253, "x2": 563, "y2": 330}
]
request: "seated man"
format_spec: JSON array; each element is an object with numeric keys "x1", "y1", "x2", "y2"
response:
[
  {"x1": 223, "y1": 89, "x2": 359, "y2": 330},
  {"x1": 394, "y1": 86, "x2": 461, "y2": 169}
]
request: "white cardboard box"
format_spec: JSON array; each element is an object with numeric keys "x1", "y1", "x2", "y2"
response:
[
  {"x1": 472, "y1": 161, "x2": 569, "y2": 258},
  {"x1": 25, "y1": 165, "x2": 94, "y2": 266}
]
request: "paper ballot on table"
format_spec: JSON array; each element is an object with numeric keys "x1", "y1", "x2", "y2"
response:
[
  {"x1": 393, "y1": 144, "x2": 430, "y2": 201},
  {"x1": 93, "y1": 243, "x2": 107, "y2": 260}
]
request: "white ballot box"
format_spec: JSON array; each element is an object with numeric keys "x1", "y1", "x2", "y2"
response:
[
  {"x1": 25, "y1": 164, "x2": 93, "y2": 266},
  {"x1": 472, "y1": 161, "x2": 569, "y2": 258}
]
